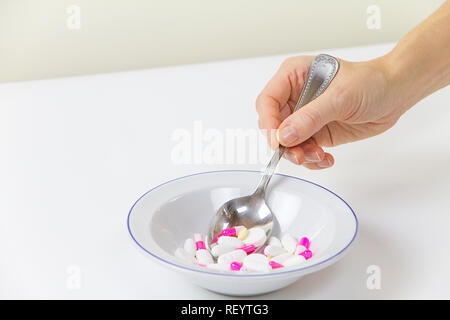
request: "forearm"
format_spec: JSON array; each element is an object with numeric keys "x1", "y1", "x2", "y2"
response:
[{"x1": 382, "y1": 1, "x2": 450, "y2": 111}]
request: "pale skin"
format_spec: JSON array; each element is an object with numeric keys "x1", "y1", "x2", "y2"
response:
[{"x1": 256, "y1": 1, "x2": 450, "y2": 169}]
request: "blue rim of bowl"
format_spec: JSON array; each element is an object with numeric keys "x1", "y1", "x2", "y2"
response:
[{"x1": 127, "y1": 169, "x2": 358, "y2": 277}]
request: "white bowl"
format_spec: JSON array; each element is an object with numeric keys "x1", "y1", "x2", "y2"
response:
[{"x1": 127, "y1": 170, "x2": 358, "y2": 296}]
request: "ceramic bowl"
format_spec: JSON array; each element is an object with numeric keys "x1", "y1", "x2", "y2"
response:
[{"x1": 127, "y1": 170, "x2": 357, "y2": 296}]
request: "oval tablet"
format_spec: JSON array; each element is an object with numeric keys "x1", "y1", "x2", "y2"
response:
[
  {"x1": 243, "y1": 253, "x2": 271, "y2": 272},
  {"x1": 243, "y1": 228, "x2": 267, "y2": 247},
  {"x1": 283, "y1": 255, "x2": 306, "y2": 267},
  {"x1": 195, "y1": 249, "x2": 214, "y2": 265},
  {"x1": 281, "y1": 234, "x2": 298, "y2": 254},
  {"x1": 218, "y1": 236, "x2": 244, "y2": 248},
  {"x1": 217, "y1": 249, "x2": 247, "y2": 265},
  {"x1": 211, "y1": 244, "x2": 235, "y2": 257}
]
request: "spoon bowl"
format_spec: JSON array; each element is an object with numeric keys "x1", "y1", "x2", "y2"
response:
[{"x1": 207, "y1": 190, "x2": 274, "y2": 250}]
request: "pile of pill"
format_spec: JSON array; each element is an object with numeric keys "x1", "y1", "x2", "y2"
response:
[{"x1": 174, "y1": 226, "x2": 313, "y2": 273}]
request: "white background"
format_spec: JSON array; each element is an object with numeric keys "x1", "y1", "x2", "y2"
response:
[{"x1": 1, "y1": 43, "x2": 449, "y2": 299}]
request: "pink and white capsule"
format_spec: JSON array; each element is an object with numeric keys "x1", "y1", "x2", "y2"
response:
[
  {"x1": 269, "y1": 260, "x2": 284, "y2": 269},
  {"x1": 217, "y1": 249, "x2": 247, "y2": 265},
  {"x1": 243, "y1": 253, "x2": 271, "y2": 272},
  {"x1": 281, "y1": 234, "x2": 298, "y2": 254},
  {"x1": 194, "y1": 233, "x2": 213, "y2": 264},
  {"x1": 299, "y1": 249, "x2": 313, "y2": 260},
  {"x1": 230, "y1": 261, "x2": 243, "y2": 271},
  {"x1": 236, "y1": 244, "x2": 255, "y2": 254},
  {"x1": 194, "y1": 233, "x2": 207, "y2": 250},
  {"x1": 294, "y1": 244, "x2": 307, "y2": 256},
  {"x1": 299, "y1": 237, "x2": 311, "y2": 249},
  {"x1": 217, "y1": 236, "x2": 244, "y2": 248},
  {"x1": 263, "y1": 245, "x2": 287, "y2": 257},
  {"x1": 242, "y1": 228, "x2": 266, "y2": 247},
  {"x1": 221, "y1": 226, "x2": 245, "y2": 237}
]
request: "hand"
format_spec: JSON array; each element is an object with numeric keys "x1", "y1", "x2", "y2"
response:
[{"x1": 256, "y1": 55, "x2": 407, "y2": 169}]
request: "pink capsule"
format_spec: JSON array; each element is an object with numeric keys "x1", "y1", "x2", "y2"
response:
[
  {"x1": 269, "y1": 261, "x2": 284, "y2": 269},
  {"x1": 230, "y1": 261, "x2": 243, "y2": 271},
  {"x1": 236, "y1": 244, "x2": 255, "y2": 254},
  {"x1": 221, "y1": 228, "x2": 237, "y2": 237},
  {"x1": 298, "y1": 237, "x2": 310, "y2": 249},
  {"x1": 211, "y1": 234, "x2": 220, "y2": 243},
  {"x1": 299, "y1": 249, "x2": 313, "y2": 260},
  {"x1": 194, "y1": 233, "x2": 206, "y2": 250}
]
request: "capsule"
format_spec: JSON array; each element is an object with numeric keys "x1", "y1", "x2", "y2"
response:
[
  {"x1": 230, "y1": 261, "x2": 243, "y2": 271},
  {"x1": 236, "y1": 244, "x2": 255, "y2": 254},
  {"x1": 194, "y1": 233, "x2": 207, "y2": 250},
  {"x1": 299, "y1": 249, "x2": 313, "y2": 260},
  {"x1": 298, "y1": 237, "x2": 311, "y2": 249},
  {"x1": 269, "y1": 260, "x2": 284, "y2": 269}
]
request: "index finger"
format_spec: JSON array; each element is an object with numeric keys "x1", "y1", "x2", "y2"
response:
[{"x1": 256, "y1": 67, "x2": 291, "y2": 148}]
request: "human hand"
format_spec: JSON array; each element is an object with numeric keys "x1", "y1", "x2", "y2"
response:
[{"x1": 256, "y1": 55, "x2": 409, "y2": 169}]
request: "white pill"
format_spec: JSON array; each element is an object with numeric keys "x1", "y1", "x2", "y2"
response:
[
  {"x1": 195, "y1": 249, "x2": 214, "y2": 265},
  {"x1": 294, "y1": 244, "x2": 307, "y2": 256},
  {"x1": 211, "y1": 244, "x2": 235, "y2": 257},
  {"x1": 243, "y1": 228, "x2": 267, "y2": 247},
  {"x1": 175, "y1": 248, "x2": 196, "y2": 264},
  {"x1": 263, "y1": 245, "x2": 287, "y2": 257},
  {"x1": 243, "y1": 253, "x2": 271, "y2": 272},
  {"x1": 183, "y1": 238, "x2": 196, "y2": 256},
  {"x1": 268, "y1": 236, "x2": 282, "y2": 247},
  {"x1": 206, "y1": 263, "x2": 231, "y2": 271},
  {"x1": 269, "y1": 252, "x2": 294, "y2": 264},
  {"x1": 217, "y1": 249, "x2": 247, "y2": 265},
  {"x1": 217, "y1": 236, "x2": 244, "y2": 248},
  {"x1": 281, "y1": 234, "x2": 298, "y2": 254},
  {"x1": 283, "y1": 255, "x2": 306, "y2": 267}
]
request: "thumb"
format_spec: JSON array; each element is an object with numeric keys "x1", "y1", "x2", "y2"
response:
[{"x1": 276, "y1": 93, "x2": 336, "y2": 147}]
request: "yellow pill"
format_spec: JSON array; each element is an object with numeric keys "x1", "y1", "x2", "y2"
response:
[{"x1": 237, "y1": 228, "x2": 249, "y2": 241}]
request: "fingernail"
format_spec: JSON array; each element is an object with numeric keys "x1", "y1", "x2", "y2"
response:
[
  {"x1": 304, "y1": 151, "x2": 321, "y2": 162},
  {"x1": 284, "y1": 151, "x2": 299, "y2": 164},
  {"x1": 317, "y1": 157, "x2": 332, "y2": 168},
  {"x1": 277, "y1": 125, "x2": 298, "y2": 145}
]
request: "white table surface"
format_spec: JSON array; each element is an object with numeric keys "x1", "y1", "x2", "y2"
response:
[{"x1": 1, "y1": 43, "x2": 449, "y2": 300}]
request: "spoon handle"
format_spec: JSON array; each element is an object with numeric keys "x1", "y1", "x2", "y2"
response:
[{"x1": 255, "y1": 54, "x2": 340, "y2": 195}]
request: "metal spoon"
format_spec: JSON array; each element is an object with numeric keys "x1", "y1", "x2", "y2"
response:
[{"x1": 207, "y1": 54, "x2": 340, "y2": 250}]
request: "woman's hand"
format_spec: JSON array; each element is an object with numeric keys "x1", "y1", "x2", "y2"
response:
[{"x1": 256, "y1": 56, "x2": 403, "y2": 169}]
